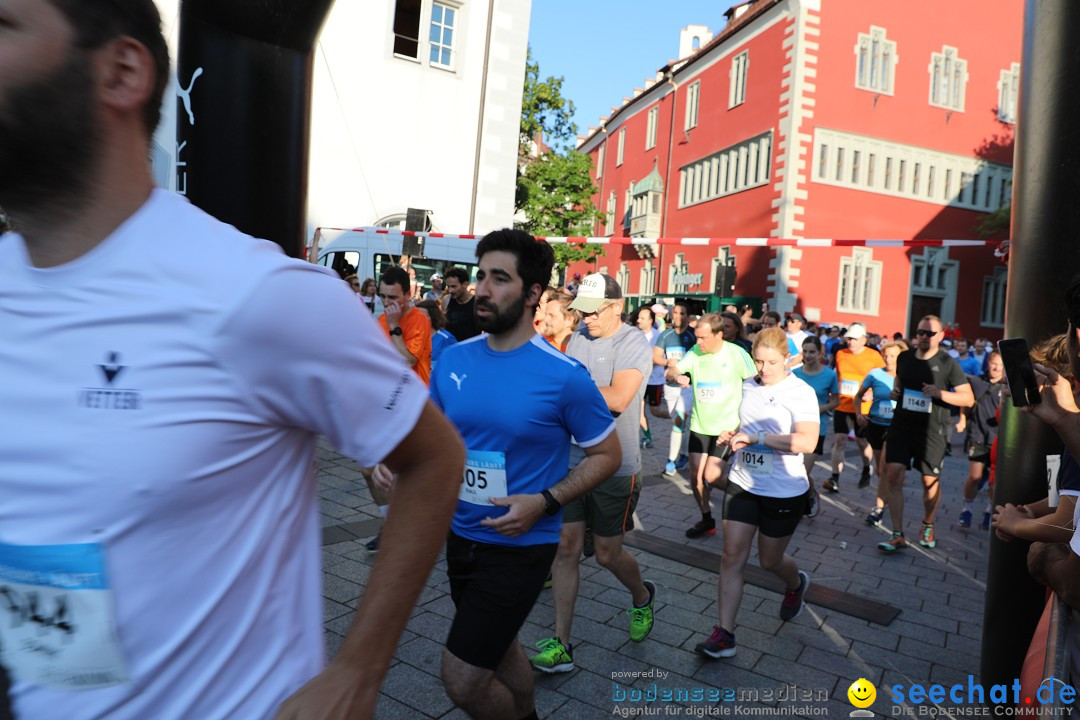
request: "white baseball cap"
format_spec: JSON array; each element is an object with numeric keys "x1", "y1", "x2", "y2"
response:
[
  {"x1": 844, "y1": 323, "x2": 867, "y2": 339},
  {"x1": 568, "y1": 273, "x2": 623, "y2": 313}
]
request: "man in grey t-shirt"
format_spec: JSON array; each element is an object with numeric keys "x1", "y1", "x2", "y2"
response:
[{"x1": 530, "y1": 274, "x2": 657, "y2": 674}]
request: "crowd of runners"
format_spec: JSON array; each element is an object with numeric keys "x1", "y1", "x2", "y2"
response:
[{"x1": 0, "y1": 1, "x2": 1023, "y2": 719}]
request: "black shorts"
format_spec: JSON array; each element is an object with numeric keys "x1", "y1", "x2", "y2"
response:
[
  {"x1": 689, "y1": 432, "x2": 729, "y2": 458},
  {"x1": 722, "y1": 485, "x2": 806, "y2": 538},
  {"x1": 885, "y1": 422, "x2": 948, "y2": 477},
  {"x1": 834, "y1": 411, "x2": 868, "y2": 439},
  {"x1": 445, "y1": 533, "x2": 558, "y2": 670},
  {"x1": 645, "y1": 384, "x2": 663, "y2": 407},
  {"x1": 811, "y1": 435, "x2": 825, "y2": 455},
  {"x1": 865, "y1": 422, "x2": 889, "y2": 451}
]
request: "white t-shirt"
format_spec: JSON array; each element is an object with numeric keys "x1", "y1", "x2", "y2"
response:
[
  {"x1": 0, "y1": 190, "x2": 428, "y2": 719},
  {"x1": 729, "y1": 374, "x2": 820, "y2": 498}
]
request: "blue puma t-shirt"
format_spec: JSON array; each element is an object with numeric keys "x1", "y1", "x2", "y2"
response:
[{"x1": 432, "y1": 334, "x2": 615, "y2": 546}]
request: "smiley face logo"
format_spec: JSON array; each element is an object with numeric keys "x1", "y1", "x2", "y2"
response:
[{"x1": 847, "y1": 678, "x2": 876, "y2": 708}]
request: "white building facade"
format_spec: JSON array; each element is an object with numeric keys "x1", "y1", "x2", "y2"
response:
[{"x1": 151, "y1": 0, "x2": 531, "y2": 239}]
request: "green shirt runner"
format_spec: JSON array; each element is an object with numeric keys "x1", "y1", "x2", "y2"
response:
[{"x1": 676, "y1": 342, "x2": 757, "y2": 435}]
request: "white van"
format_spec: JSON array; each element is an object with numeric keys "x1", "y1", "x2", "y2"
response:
[{"x1": 314, "y1": 229, "x2": 481, "y2": 313}]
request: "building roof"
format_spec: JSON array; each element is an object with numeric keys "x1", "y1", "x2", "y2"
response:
[
  {"x1": 577, "y1": 0, "x2": 782, "y2": 150},
  {"x1": 634, "y1": 163, "x2": 664, "y2": 194}
]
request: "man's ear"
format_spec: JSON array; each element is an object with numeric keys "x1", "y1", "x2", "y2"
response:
[{"x1": 95, "y1": 36, "x2": 157, "y2": 120}]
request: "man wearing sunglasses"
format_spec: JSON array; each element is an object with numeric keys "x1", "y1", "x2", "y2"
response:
[
  {"x1": 532, "y1": 274, "x2": 656, "y2": 674},
  {"x1": 877, "y1": 316, "x2": 974, "y2": 552}
]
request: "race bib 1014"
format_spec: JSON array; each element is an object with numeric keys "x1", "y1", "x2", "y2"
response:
[
  {"x1": 738, "y1": 445, "x2": 774, "y2": 477},
  {"x1": 0, "y1": 542, "x2": 129, "y2": 689},
  {"x1": 459, "y1": 450, "x2": 509, "y2": 506}
]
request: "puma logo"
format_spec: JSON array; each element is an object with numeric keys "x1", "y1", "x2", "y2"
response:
[
  {"x1": 178, "y1": 67, "x2": 204, "y2": 126},
  {"x1": 450, "y1": 372, "x2": 467, "y2": 391}
]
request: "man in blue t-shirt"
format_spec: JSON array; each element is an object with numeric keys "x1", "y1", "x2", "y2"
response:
[
  {"x1": 431, "y1": 230, "x2": 620, "y2": 720},
  {"x1": 652, "y1": 302, "x2": 697, "y2": 475}
]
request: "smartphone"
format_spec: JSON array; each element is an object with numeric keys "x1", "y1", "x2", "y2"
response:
[{"x1": 997, "y1": 338, "x2": 1041, "y2": 407}]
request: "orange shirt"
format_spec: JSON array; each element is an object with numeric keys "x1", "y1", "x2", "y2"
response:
[
  {"x1": 378, "y1": 307, "x2": 432, "y2": 385},
  {"x1": 835, "y1": 347, "x2": 885, "y2": 414}
]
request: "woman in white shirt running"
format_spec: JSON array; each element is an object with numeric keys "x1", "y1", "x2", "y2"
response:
[{"x1": 695, "y1": 327, "x2": 820, "y2": 660}]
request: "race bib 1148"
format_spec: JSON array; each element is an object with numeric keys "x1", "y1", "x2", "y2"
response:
[
  {"x1": 901, "y1": 389, "x2": 932, "y2": 414},
  {"x1": 0, "y1": 542, "x2": 129, "y2": 689}
]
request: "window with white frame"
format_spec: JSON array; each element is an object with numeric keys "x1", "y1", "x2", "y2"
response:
[
  {"x1": 998, "y1": 62, "x2": 1020, "y2": 124},
  {"x1": 428, "y1": 2, "x2": 457, "y2": 68},
  {"x1": 679, "y1": 131, "x2": 772, "y2": 207},
  {"x1": 596, "y1": 143, "x2": 605, "y2": 178},
  {"x1": 639, "y1": 260, "x2": 657, "y2": 297},
  {"x1": 646, "y1": 106, "x2": 659, "y2": 150},
  {"x1": 392, "y1": 0, "x2": 422, "y2": 59},
  {"x1": 812, "y1": 128, "x2": 1011, "y2": 212},
  {"x1": 854, "y1": 26, "x2": 897, "y2": 95},
  {"x1": 605, "y1": 191, "x2": 616, "y2": 235},
  {"x1": 837, "y1": 247, "x2": 882, "y2": 315},
  {"x1": 617, "y1": 128, "x2": 625, "y2": 166},
  {"x1": 617, "y1": 263, "x2": 631, "y2": 295},
  {"x1": 668, "y1": 253, "x2": 690, "y2": 293},
  {"x1": 729, "y1": 51, "x2": 749, "y2": 108},
  {"x1": 929, "y1": 45, "x2": 967, "y2": 111},
  {"x1": 981, "y1": 266, "x2": 1008, "y2": 328},
  {"x1": 685, "y1": 81, "x2": 701, "y2": 130}
]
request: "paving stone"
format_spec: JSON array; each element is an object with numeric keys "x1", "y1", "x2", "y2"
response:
[
  {"x1": 732, "y1": 626, "x2": 803, "y2": 661},
  {"x1": 380, "y1": 662, "x2": 453, "y2": 717},
  {"x1": 322, "y1": 574, "x2": 363, "y2": 604},
  {"x1": 753, "y1": 653, "x2": 841, "y2": 693},
  {"x1": 396, "y1": 636, "x2": 445, "y2": 675}
]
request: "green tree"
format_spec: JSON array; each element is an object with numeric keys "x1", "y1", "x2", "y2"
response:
[{"x1": 516, "y1": 47, "x2": 603, "y2": 270}]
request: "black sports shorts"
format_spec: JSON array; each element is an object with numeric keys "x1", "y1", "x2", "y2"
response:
[
  {"x1": 445, "y1": 532, "x2": 558, "y2": 670},
  {"x1": 834, "y1": 411, "x2": 868, "y2": 439},
  {"x1": 722, "y1": 484, "x2": 806, "y2": 538},
  {"x1": 885, "y1": 422, "x2": 947, "y2": 477}
]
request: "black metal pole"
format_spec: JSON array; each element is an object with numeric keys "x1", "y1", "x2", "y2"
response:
[
  {"x1": 982, "y1": 0, "x2": 1080, "y2": 688},
  {"x1": 177, "y1": 0, "x2": 336, "y2": 258}
]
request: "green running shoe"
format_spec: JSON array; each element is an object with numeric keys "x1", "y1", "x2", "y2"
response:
[
  {"x1": 529, "y1": 637, "x2": 574, "y2": 673},
  {"x1": 628, "y1": 580, "x2": 656, "y2": 642}
]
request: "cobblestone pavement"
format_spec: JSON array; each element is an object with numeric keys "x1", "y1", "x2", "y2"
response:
[{"x1": 318, "y1": 419, "x2": 991, "y2": 719}]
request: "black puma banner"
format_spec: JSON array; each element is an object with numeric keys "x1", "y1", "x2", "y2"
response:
[{"x1": 177, "y1": 0, "x2": 336, "y2": 259}]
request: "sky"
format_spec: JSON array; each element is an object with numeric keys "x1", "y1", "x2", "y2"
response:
[{"x1": 528, "y1": 0, "x2": 741, "y2": 145}]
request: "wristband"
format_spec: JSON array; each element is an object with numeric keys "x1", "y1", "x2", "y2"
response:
[{"x1": 757, "y1": 431, "x2": 766, "y2": 447}]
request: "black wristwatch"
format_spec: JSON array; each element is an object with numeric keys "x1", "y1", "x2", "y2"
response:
[
  {"x1": 541, "y1": 489, "x2": 561, "y2": 516},
  {"x1": 389, "y1": 326, "x2": 403, "y2": 336}
]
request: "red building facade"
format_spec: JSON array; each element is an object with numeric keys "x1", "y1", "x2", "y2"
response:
[{"x1": 574, "y1": 0, "x2": 1020, "y2": 339}]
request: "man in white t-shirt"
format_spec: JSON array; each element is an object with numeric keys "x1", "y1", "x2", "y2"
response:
[{"x1": 0, "y1": 3, "x2": 464, "y2": 719}]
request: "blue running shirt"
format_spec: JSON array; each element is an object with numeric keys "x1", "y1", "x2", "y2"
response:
[
  {"x1": 432, "y1": 334, "x2": 616, "y2": 546},
  {"x1": 793, "y1": 366, "x2": 839, "y2": 436},
  {"x1": 432, "y1": 328, "x2": 457, "y2": 365},
  {"x1": 860, "y1": 367, "x2": 897, "y2": 426},
  {"x1": 656, "y1": 327, "x2": 697, "y2": 387}
]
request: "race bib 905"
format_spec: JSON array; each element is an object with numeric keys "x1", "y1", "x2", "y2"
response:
[
  {"x1": 459, "y1": 450, "x2": 509, "y2": 506},
  {"x1": 0, "y1": 542, "x2": 129, "y2": 689}
]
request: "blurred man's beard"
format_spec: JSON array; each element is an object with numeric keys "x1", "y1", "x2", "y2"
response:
[
  {"x1": 476, "y1": 293, "x2": 527, "y2": 334},
  {"x1": 0, "y1": 44, "x2": 100, "y2": 217}
]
